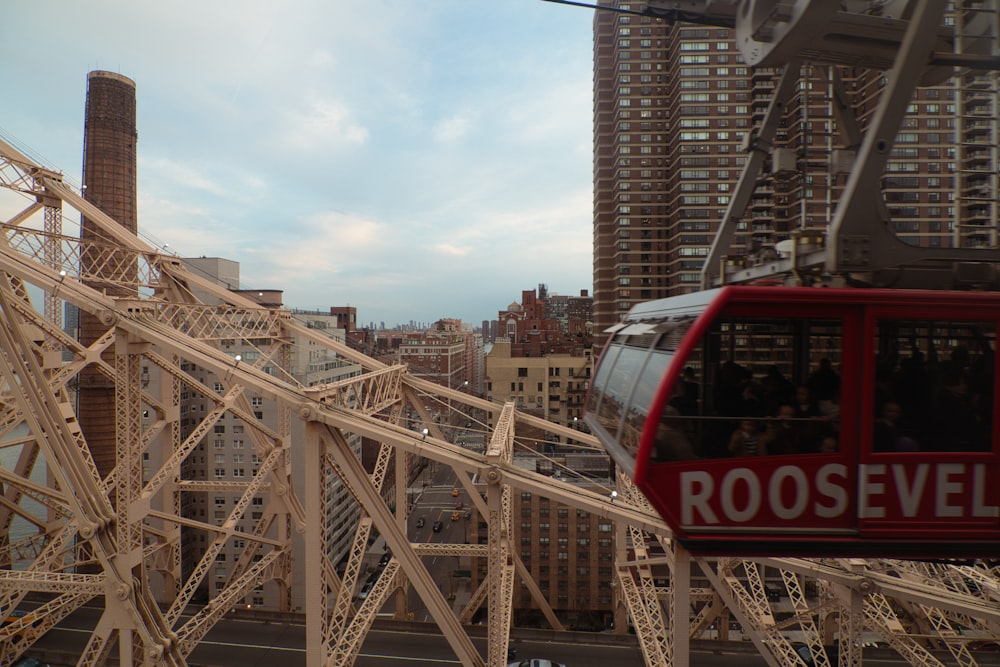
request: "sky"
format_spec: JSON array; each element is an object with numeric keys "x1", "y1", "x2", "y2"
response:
[{"x1": 1, "y1": 1, "x2": 595, "y2": 328}]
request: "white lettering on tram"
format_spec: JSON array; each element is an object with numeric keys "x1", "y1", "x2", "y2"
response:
[
  {"x1": 770, "y1": 465, "x2": 809, "y2": 520},
  {"x1": 681, "y1": 471, "x2": 717, "y2": 524},
  {"x1": 720, "y1": 469, "x2": 760, "y2": 522},
  {"x1": 858, "y1": 463, "x2": 999, "y2": 519},
  {"x1": 680, "y1": 463, "x2": 998, "y2": 526},
  {"x1": 815, "y1": 464, "x2": 848, "y2": 518},
  {"x1": 892, "y1": 464, "x2": 927, "y2": 517},
  {"x1": 974, "y1": 464, "x2": 999, "y2": 518}
]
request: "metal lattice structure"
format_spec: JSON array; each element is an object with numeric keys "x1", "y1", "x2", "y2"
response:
[
  {"x1": 3, "y1": 137, "x2": 1000, "y2": 667},
  {"x1": 2, "y1": 1, "x2": 1000, "y2": 665}
]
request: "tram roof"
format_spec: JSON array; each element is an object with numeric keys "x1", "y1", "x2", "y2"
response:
[{"x1": 622, "y1": 286, "x2": 1000, "y2": 324}]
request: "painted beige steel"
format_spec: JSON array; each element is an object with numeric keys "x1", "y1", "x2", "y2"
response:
[
  {"x1": 0, "y1": 146, "x2": 1000, "y2": 667},
  {"x1": 1, "y1": 3, "x2": 1000, "y2": 665}
]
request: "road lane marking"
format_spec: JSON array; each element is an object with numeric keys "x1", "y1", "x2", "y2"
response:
[{"x1": 50, "y1": 628, "x2": 463, "y2": 663}]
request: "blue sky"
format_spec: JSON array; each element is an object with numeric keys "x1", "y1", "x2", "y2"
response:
[{"x1": 1, "y1": 1, "x2": 594, "y2": 328}]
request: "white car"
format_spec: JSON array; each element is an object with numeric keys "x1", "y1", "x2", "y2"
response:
[{"x1": 508, "y1": 661, "x2": 566, "y2": 667}]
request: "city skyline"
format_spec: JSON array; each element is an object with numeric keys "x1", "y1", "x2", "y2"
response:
[{"x1": 1, "y1": 1, "x2": 595, "y2": 327}]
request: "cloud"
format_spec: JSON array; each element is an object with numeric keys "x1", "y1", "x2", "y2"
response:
[
  {"x1": 141, "y1": 157, "x2": 231, "y2": 198},
  {"x1": 257, "y1": 211, "x2": 389, "y2": 274},
  {"x1": 283, "y1": 99, "x2": 368, "y2": 151},
  {"x1": 432, "y1": 243, "x2": 471, "y2": 257},
  {"x1": 136, "y1": 192, "x2": 238, "y2": 252},
  {"x1": 432, "y1": 112, "x2": 473, "y2": 144},
  {"x1": 2, "y1": 0, "x2": 595, "y2": 326}
]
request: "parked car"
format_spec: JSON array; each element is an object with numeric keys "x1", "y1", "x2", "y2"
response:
[
  {"x1": 432, "y1": 520, "x2": 443, "y2": 532},
  {"x1": 3, "y1": 611, "x2": 42, "y2": 640},
  {"x1": 795, "y1": 642, "x2": 839, "y2": 667},
  {"x1": 970, "y1": 641, "x2": 1000, "y2": 652},
  {"x1": 358, "y1": 580, "x2": 374, "y2": 601},
  {"x1": 13, "y1": 659, "x2": 47, "y2": 667},
  {"x1": 416, "y1": 517, "x2": 425, "y2": 528}
]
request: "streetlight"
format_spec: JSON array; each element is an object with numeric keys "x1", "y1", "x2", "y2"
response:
[{"x1": 53, "y1": 269, "x2": 67, "y2": 297}]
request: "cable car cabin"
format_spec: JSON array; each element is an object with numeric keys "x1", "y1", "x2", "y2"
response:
[{"x1": 585, "y1": 286, "x2": 1000, "y2": 558}]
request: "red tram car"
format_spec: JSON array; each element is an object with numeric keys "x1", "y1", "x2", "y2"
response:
[{"x1": 585, "y1": 286, "x2": 1000, "y2": 557}]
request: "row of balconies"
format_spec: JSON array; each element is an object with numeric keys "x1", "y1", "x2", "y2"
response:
[
  {"x1": 964, "y1": 149, "x2": 993, "y2": 163},
  {"x1": 964, "y1": 119, "x2": 993, "y2": 133},
  {"x1": 961, "y1": 73, "x2": 994, "y2": 89}
]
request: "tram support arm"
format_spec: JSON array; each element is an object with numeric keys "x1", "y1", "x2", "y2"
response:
[
  {"x1": 826, "y1": 0, "x2": 948, "y2": 275},
  {"x1": 702, "y1": 59, "x2": 803, "y2": 289}
]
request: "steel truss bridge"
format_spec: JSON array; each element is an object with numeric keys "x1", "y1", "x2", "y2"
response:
[{"x1": 2, "y1": 1, "x2": 1000, "y2": 665}]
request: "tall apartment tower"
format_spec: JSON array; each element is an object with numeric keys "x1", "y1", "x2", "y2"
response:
[
  {"x1": 593, "y1": 10, "x2": 748, "y2": 337},
  {"x1": 592, "y1": 3, "x2": 1000, "y2": 340},
  {"x1": 78, "y1": 70, "x2": 138, "y2": 477}
]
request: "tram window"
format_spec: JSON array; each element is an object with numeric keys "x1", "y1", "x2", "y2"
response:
[
  {"x1": 623, "y1": 340, "x2": 672, "y2": 456},
  {"x1": 670, "y1": 316, "x2": 843, "y2": 459},
  {"x1": 588, "y1": 333, "x2": 656, "y2": 466},
  {"x1": 589, "y1": 341, "x2": 625, "y2": 440},
  {"x1": 873, "y1": 319, "x2": 994, "y2": 453},
  {"x1": 589, "y1": 321, "x2": 695, "y2": 470}
]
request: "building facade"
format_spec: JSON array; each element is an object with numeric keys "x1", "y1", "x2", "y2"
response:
[
  {"x1": 468, "y1": 466, "x2": 616, "y2": 630},
  {"x1": 592, "y1": 2, "x2": 1000, "y2": 339},
  {"x1": 485, "y1": 341, "x2": 590, "y2": 446},
  {"x1": 397, "y1": 331, "x2": 468, "y2": 391},
  {"x1": 487, "y1": 286, "x2": 593, "y2": 443},
  {"x1": 478, "y1": 287, "x2": 601, "y2": 623},
  {"x1": 177, "y1": 261, "x2": 364, "y2": 609}
]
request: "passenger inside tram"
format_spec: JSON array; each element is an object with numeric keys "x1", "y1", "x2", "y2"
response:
[
  {"x1": 665, "y1": 316, "x2": 844, "y2": 459},
  {"x1": 654, "y1": 406, "x2": 698, "y2": 461},
  {"x1": 872, "y1": 319, "x2": 994, "y2": 453},
  {"x1": 608, "y1": 312, "x2": 997, "y2": 466}
]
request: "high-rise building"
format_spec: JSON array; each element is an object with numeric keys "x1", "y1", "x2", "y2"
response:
[
  {"x1": 397, "y1": 330, "x2": 468, "y2": 391},
  {"x1": 592, "y1": 3, "x2": 1000, "y2": 340},
  {"x1": 177, "y1": 260, "x2": 364, "y2": 609}
]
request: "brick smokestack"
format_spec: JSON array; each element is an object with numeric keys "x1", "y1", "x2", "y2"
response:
[{"x1": 78, "y1": 70, "x2": 138, "y2": 478}]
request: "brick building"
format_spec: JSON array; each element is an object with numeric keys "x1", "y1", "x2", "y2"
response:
[
  {"x1": 468, "y1": 457, "x2": 614, "y2": 629},
  {"x1": 478, "y1": 287, "x2": 602, "y2": 624},
  {"x1": 592, "y1": 2, "x2": 1000, "y2": 340}
]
